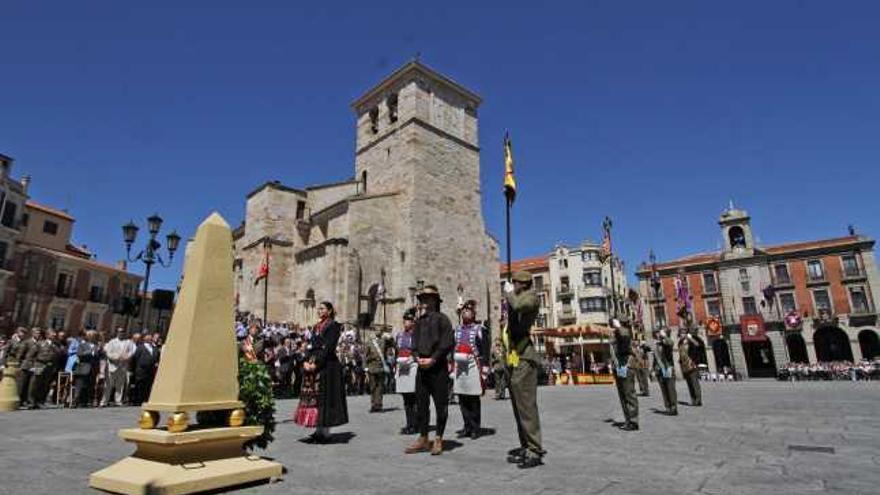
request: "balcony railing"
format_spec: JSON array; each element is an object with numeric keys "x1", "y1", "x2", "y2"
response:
[
  {"x1": 556, "y1": 286, "x2": 573, "y2": 297},
  {"x1": 772, "y1": 274, "x2": 793, "y2": 287}
]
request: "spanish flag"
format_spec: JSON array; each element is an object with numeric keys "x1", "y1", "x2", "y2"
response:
[
  {"x1": 503, "y1": 133, "x2": 517, "y2": 204},
  {"x1": 254, "y1": 243, "x2": 270, "y2": 285}
]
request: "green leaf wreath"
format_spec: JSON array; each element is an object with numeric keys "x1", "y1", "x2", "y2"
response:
[{"x1": 238, "y1": 356, "x2": 276, "y2": 450}]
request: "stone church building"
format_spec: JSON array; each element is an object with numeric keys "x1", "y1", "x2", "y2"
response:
[{"x1": 233, "y1": 61, "x2": 501, "y2": 332}]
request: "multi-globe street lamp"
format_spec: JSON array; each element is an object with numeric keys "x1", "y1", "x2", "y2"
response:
[{"x1": 122, "y1": 214, "x2": 181, "y2": 331}]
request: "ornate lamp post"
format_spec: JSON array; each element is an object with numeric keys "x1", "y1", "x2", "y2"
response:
[
  {"x1": 122, "y1": 214, "x2": 181, "y2": 331},
  {"x1": 602, "y1": 216, "x2": 617, "y2": 322}
]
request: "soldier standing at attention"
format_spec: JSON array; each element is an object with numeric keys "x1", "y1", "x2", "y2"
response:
[
  {"x1": 504, "y1": 271, "x2": 543, "y2": 469},
  {"x1": 366, "y1": 327, "x2": 390, "y2": 413},
  {"x1": 678, "y1": 328, "x2": 703, "y2": 406},
  {"x1": 16, "y1": 328, "x2": 36, "y2": 408},
  {"x1": 453, "y1": 300, "x2": 484, "y2": 440},
  {"x1": 491, "y1": 339, "x2": 508, "y2": 400},
  {"x1": 405, "y1": 285, "x2": 454, "y2": 456},
  {"x1": 611, "y1": 319, "x2": 639, "y2": 431},
  {"x1": 395, "y1": 308, "x2": 419, "y2": 434},
  {"x1": 652, "y1": 328, "x2": 678, "y2": 415},
  {"x1": 632, "y1": 340, "x2": 651, "y2": 397}
]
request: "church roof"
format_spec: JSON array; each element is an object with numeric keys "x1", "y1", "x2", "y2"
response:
[{"x1": 351, "y1": 60, "x2": 482, "y2": 112}]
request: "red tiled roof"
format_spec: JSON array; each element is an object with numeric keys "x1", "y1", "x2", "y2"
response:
[
  {"x1": 499, "y1": 255, "x2": 548, "y2": 275},
  {"x1": 65, "y1": 243, "x2": 92, "y2": 259},
  {"x1": 24, "y1": 243, "x2": 141, "y2": 278},
  {"x1": 25, "y1": 200, "x2": 75, "y2": 221},
  {"x1": 638, "y1": 235, "x2": 868, "y2": 273}
]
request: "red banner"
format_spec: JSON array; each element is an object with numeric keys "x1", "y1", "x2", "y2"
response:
[{"x1": 740, "y1": 315, "x2": 767, "y2": 342}]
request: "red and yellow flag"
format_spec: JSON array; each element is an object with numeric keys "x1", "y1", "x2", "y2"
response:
[
  {"x1": 255, "y1": 243, "x2": 270, "y2": 285},
  {"x1": 503, "y1": 133, "x2": 517, "y2": 204}
]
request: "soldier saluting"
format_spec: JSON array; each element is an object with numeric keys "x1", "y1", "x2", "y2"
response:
[
  {"x1": 610, "y1": 319, "x2": 639, "y2": 431},
  {"x1": 678, "y1": 328, "x2": 703, "y2": 407},
  {"x1": 504, "y1": 271, "x2": 544, "y2": 469},
  {"x1": 652, "y1": 328, "x2": 678, "y2": 415}
]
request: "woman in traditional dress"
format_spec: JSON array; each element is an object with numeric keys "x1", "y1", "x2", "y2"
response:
[
  {"x1": 395, "y1": 307, "x2": 419, "y2": 434},
  {"x1": 453, "y1": 300, "x2": 485, "y2": 439},
  {"x1": 293, "y1": 301, "x2": 348, "y2": 442}
]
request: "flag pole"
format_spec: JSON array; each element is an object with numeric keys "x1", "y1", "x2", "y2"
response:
[
  {"x1": 263, "y1": 238, "x2": 269, "y2": 323},
  {"x1": 506, "y1": 194, "x2": 512, "y2": 282}
]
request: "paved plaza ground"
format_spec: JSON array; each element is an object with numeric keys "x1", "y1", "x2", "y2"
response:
[{"x1": 0, "y1": 380, "x2": 878, "y2": 495}]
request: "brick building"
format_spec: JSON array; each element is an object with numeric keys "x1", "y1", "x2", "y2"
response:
[
  {"x1": 7, "y1": 200, "x2": 144, "y2": 335},
  {"x1": 636, "y1": 206, "x2": 880, "y2": 378}
]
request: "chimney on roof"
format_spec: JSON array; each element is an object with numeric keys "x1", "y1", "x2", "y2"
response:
[{"x1": 21, "y1": 174, "x2": 31, "y2": 193}]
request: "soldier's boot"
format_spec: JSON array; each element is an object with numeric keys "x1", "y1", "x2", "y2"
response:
[
  {"x1": 430, "y1": 437, "x2": 444, "y2": 456},
  {"x1": 507, "y1": 447, "x2": 526, "y2": 463},
  {"x1": 517, "y1": 451, "x2": 544, "y2": 469},
  {"x1": 405, "y1": 436, "x2": 430, "y2": 454}
]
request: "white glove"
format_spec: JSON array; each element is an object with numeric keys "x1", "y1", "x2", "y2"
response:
[{"x1": 503, "y1": 281, "x2": 514, "y2": 294}]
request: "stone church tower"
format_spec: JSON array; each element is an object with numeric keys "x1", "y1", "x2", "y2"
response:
[{"x1": 233, "y1": 61, "x2": 501, "y2": 333}]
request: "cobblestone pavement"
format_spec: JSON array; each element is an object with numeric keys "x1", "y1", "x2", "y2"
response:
[{"x1": 0, "y1": 380, "x2": 877, "y2": 495}]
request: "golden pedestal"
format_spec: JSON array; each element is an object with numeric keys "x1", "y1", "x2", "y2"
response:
[
  {"x1": 0, "y1": 363, "x2": 21, "y2": 412},
  {"x1": 89, "y1": 426, "x2": 282, "y2": 495}
]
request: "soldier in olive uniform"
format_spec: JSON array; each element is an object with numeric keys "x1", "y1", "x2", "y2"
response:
[
  {"x1": 491, "y1": 339, "x2": 508, "y2": 400},
  {"x1": 678, "y1": 329, "x2": 703, "y2": 406},
  {"x1": 504, "y1": 271, "x2": 544, "y2": 469},
  {"x1": 632, "y1": 340, "x2": 650, "y2": 397},
  {"x1": 365, "y1": 327, "x2": 391, "y2": 412},
  {"x1": 28, "y1": 328, "x2": 59, "y2": 409},
  {"x1": 652, "y1": 328, "x2": 678, "y2": 415},
  {"x1": 611, "y1": 319, "x2": 639, "y2": 431},
  {"x1": 15, "y1": 328, "x2": 36, "y2": 407}
]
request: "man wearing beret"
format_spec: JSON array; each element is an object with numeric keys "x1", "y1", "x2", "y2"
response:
[
  {"x1": 504, "y1": 271, "x2": 543, "y2": 469},
  {"x1": 405, "y1": 285, "x2": 455, "y2": 456}
]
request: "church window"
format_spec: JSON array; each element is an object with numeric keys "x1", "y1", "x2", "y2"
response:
[
  {"x1": 728, "y1": 226, "x2": 746, "y2": 249},
  {"x1": 296, "y1": 201, "x2": 306, "y2": 221},
  {"x1": 361, "y1": 171, "x2": 368, "y2": 194},
  {"x1": 369, "y1": 107, "x2": 379, "y2": 134},
  {"x1": 387, "y1": 93, "x2": 398, "y2": 123}
]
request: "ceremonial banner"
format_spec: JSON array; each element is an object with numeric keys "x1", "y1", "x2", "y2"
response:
[{"x1": 740, "y1": 314, "x2": 767, "y2": 342}]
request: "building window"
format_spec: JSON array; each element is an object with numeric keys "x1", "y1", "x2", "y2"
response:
[
  {"x1": 559, "y1": 276, "x2": 570, "y2": 294},
  {"x1": 779, "y1": 293, "x2": 796, "y2": 314},
  {"x1": 702, "y1": 273, "x2": 718, "y2": 293},
  {"x1": 295, "y1": 200, "x2": 306, "y2": 220},
  {"x1": 841, "y1": 255, "x2": 861, "y2": 278},
  {"x1": 582, "y1": 270, "x2": 602, "y2": 287},
  {"x1": 20, "y1": 213, "x2": 28, "y2": 227},
  {"x1": 85, "y1": 312, "x2": 100, "y2": 329},
  {"x1": 742, "y1": 297, "x2": 758, "y2": 315},
  {"x1": 1, "y1": 202, "x2": 17, "y2": 228},
  {"x1": 741, "y1": 280, "x2": 750, "y2": 293},
  {"x1": 653, "y1": 304, "x2": 667, "y2": 327},
  {"x1": 533, "y1": 276, "x2": 544, "y2": 290},
  {"x1": 0, "y1": 241, "x2": 7, "y2": 268},
  {"x1": 537, "y1": 293, "x2": 547, "y2": 308},
  {"x1": 774, "y1": 264, "x2": 791, "y2": 285},
  {"x1": 43, "y1": 220, "x2": 59, "y2": 235},
  {"x1": 579, "y1": 297, "x2": 606, "y2": 313},
  {"x1": 850, "y1": 287, "x2": 870, "y2": 314},
  {"x1": 387, "y1": 93, "x2": 398, "y2": 123},
  {"x1": 536, "y1": 314, "x2": 546, "y2": 328},
  {"x1": 582, "y1": 251, "x2": 596, "y2": 262},
  {"x1": 56, "y1": 272, "x2": 73, "y2": 298},
  {"x1": 738, "y1": 268, "x2": 749, "y2": 281},
  {"x1": 89, "y1": 285, "x2": 105, "y2": 303},
  {"x1": 706, "y1": 299, "x2": 721, "y2": 318},
  {"x1": 813, "y1": 289, "x2": 832, "y2": 313},
  {"x1": 807, "y1": 260, "x2": 824, "y2": 281},
  {"x1": 49, "y1": 308, "x2": 66, "y2": 330},
  {"x1": 369, "y1": 107, "x2": 379, "y2": 134}
]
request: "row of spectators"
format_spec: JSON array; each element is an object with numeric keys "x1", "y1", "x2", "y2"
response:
[{"x1": 777, "y1": 360, "x2": 880, "y2": 381}]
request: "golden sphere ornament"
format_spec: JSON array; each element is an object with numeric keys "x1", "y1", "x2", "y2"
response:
[
  {"x1": 229, "y1": 408, "x2": 246, "y2": 427},
  {"x1": 167, "y1": 412, "x2": 189, "y2": 433},
  {"x1": 138, "y1": 411, "x2": 159, "y2": 429}
]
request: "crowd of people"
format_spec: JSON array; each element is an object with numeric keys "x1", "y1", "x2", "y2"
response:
[
  {"x1": 0, "y1": 326, "x2": 161, "y2": 409},
  {"x1": 777, "y1": 360, "x2": 880, "y2": 381}
]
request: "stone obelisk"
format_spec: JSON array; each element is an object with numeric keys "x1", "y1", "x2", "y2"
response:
[{"x1": 90, "y1": 213, "x2": 282, "y2": 495}]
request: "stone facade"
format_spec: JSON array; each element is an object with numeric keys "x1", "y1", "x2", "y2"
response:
[
  {"x1": 234, "y1": 61, "x2": 501, "y2": 334},
  {"x1": 636, "y1": 206, "x2": 880, "y2": 378}
]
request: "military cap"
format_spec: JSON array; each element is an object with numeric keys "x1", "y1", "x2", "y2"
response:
[
  {"x1": 512, "y1": 271, "x2": 532, "y2": 284},
  {"x1": 417, "y1": 284, "x2": 441, "y2": 299}
]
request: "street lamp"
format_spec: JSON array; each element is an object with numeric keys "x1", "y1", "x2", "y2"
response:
[
  {"x1": 648, "y1": 249, "x2": 661, "y2": 332},
  {"x1": 602, "y1": 216, "x2": 617, "y2": 322},
  {"x1": 122, "y1": 213, "x2": 180, "y2": 332}
]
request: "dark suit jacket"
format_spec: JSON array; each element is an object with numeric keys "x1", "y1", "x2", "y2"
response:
[{"x1": 131, "y1": 343, "x2": 159, "y2": 379}]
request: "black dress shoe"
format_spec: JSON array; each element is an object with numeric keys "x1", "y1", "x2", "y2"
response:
[
  {"x1": 517, "y1": 456, "x2": 544, "y2": 469},
  {"x1": 507, "y1": 454, "x2": 524, "y2": 464},
  {"x1": 469, "y1": 430, "x2": 480, "y2": 440},
  {"x1": 620, "y1": 422, "x2": 639, "y2": 431},
  {"x1": 669, "y1": 410, "x2": 678, "y2": 416},
  {"x1": 508, "y1": 447, "x2": 526, "y2": 456}
]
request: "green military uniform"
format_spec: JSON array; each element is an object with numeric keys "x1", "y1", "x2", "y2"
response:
[
  {"x1": 632, "y1": 342, "x2": 650, "y2": 397},
  {"x1": 491, "y1": 342, "x2": 508, "y2": 400},
  {"x1": 365, "y1": 331, "x2": 390, "y2": 412},
  {"x1": 612, "y1": 322, "x2": 639, "y2": 430},
  {"x1": 16, "y1": 336, "x2": 36, "y2": 406},
  {"x1": 679, "y1": 333, "x2": 702, "y2": 406},
  {"x1": 28, "y1": 338, "x2": 59, "y2": 408},
  {"x1": 504, "y1": 272, "x2": 543, "y2": 467},
  {"x1": 653, "y1": 333, "x2": 678, "y2": 415}
]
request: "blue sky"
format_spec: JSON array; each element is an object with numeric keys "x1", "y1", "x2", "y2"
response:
[{"x1": 1, "y1": 1, "x2": 878, "y2": 290}]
